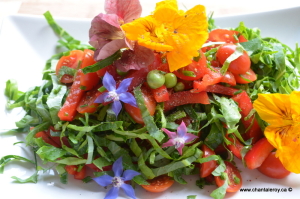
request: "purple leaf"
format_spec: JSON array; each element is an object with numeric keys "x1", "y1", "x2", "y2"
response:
[
  {"x1": 104, "y1": 187, "x2": 119, "y2": 199},
  {"x1": 105, "y1": 0, "x2": 142, "y2": 23},
  {"x1": 95, "y1": 39, "x2": 127, "y2": 60},
  {"x1": 93, "y1": 175, "x2": 113, "y2": 187},
  {"x1": 121, "y1": 184, "x2": 137, "y2": 199},
  {"x1": 122, "y1": 169, "x2": 140, "y2": 181}
]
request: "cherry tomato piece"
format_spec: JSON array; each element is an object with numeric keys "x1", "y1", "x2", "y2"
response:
[
  {"x1": 215, "y1": 161, "x2": 242, "y2": 192},
  {"x1": 216, "y1": 43, "x2": 251, "y2": 75},
  {"x1": 206, "y1": 84, "x2": 238, "y2": 96},
  {"x1": 34, "y1": 130, "x2": 61, "y2": 148},
  {"x1": 74, "y1": 165, "x2": 87, "y2": 180},
  {"x1": 258, "y1": 152, "x2": 291, "y2": 179},
  {"x1": 200, "y1": 144, "x2": 218, "y2": 178},
  {"x1": 244, "y1": 138, "x2": 275, "y2": 169},
  {"x1": 77, "y1": 86, "x2": 102, "y2": 114},
  {"x1": 151, "y1": 85, "x2": 170, "y2": 102},
  {"x1": 234, "y1": 68, "x2": 257, "y2": 84},
  {"x1": 141, "y1": 175, "x2": 174, "y2": 193},
  {"x1": 225, "y1": 133, "x2": 244, "y2": 159},
  {"x1": 56, "y1": 50, "x2": 84, "y2": 84}
]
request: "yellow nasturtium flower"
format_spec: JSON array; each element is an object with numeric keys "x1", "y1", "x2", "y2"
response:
[
  {"x1": 121, "y1": 0, "x2": 208, "y2": 72},
  {"x1": 253, "y1": 91, "x2": 300, "y2": 173}
]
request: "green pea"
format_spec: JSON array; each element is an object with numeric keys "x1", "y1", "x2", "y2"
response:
[
  {"x1": 164, "y1": 73, "x2": 177, "y2": 88},
  {"x1": 147, "y1": 70, "x2": 165, "y2": 89},
  {"x1": 173, "y1": 82, "x2": 185, "y2": 92}
]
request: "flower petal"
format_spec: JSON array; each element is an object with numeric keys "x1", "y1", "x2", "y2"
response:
[
  {"x1": 122, "y1": 169, "x2": 140, "y2": 181},
  {"x1": 96, "y1": 39, "x2": 128, "y2": 61},
  {"x1": 103, "y1": 72, "x2": 117, "y2": 92},
  {"x1": 116, "y1": 78, "x2": 133, "y2": 93},
  {"x1": 121, "y1": 183, "x2": 137, "y2": 199},
  {"x1": 111, "y1": 100, "x2": 122, "y2": 117},
  {"x1": 93, "y1": 175, "x2": 113, "y2": 187},
  {"x1": 183, "y1": 132, "x2": 198, "y2": 143},
  {"x1": 177, "y1": 121, "x2": 187, "y2": 137},
  {"x1": 112, "y1": 156, "x2": 123, "y2": 177},
  {"x1": 95, "y1": 92, "x2": 109, "y2": 103},
  {"x1": 119, "y1": 92, "x2": 137, "y2": 107},
  {"x1": 161, "y1": 128, "x2": 177, "y2": 139},
  {"x1": 105, "y1": 0, "x2": 142, "y2": 23},
  {"x1": 104, "y1": 187, "x2": 120, "y2": 199},
  {"x1": 176, "y1": 144, "x2": 184, "y2": 155},
  {"x1": 161, "y1": 139, "x2": 175, "y2": 148}
]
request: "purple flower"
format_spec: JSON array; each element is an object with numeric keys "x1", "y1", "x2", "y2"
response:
[
  {"x1": 93, "y1": 157, "x2": 140, "y2": 199},
  {"x1": 161, "y1": 121, "x2": 198, "y2": 155},
  {"x1": 95, "y1": 72, "x2": 137, "y2": 116}
]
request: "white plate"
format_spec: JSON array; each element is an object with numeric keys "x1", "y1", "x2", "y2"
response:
[{"x1": 1, "y1": 3, "x2": 300, "y2": 199}]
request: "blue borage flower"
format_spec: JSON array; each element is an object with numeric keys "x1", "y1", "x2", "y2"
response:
[
  {"x1": 95, "y1": 72, "x2": 137, "y2": 116},
  {"x1": 93, "y1": 157, "x2": 140, "y2": 199},
  {"x1": 161, "y1": 121, "x2": 198, "y2": 155}
]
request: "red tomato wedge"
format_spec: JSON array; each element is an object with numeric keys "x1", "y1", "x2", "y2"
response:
[
  {"x1": 65, "y1": 165, "x2": 78, "y2": 175},
  {"x1": 74, "y1": 165, "x2": 87, "y2": 180},
  {"x1": 77, "y1": 86, "x2": 102, "y2": 114},
  {"x1": 34, "y1": 130, "x2": 61, "y2": 148},
  {"x1": 231, "y1": 91, "x2": 263, "y2": 143},
  {"x1": 233, "y1": 68, "x2": 257, "y2": 84},
  {"x1": 164, "y1": 91, "x2": 210, "y2": 111},
  {"x1": 173, "y1": 51, "x2": 208, "y2": 81},
  {"x1": 215, "y1": 161, "x2": 242, "y2": 192},
  {"x1": 141, "y1": 175, "x2": 174, "y2": 193},
  {"x1": 58, "y1": 70, "x2": 85, "y2": 121},
  {"x1": 151, "y1": 85, "x2": 170, "y2": 102},
  {"x1": 200, "y1": 144, "x2": 218, "y2": 178},
  {"x1": 125, "y1": 67, "x2": 149, "y2": 92},
  {"x1": 258, "y1": 152, "x2": 291, "y2": 179},
  {"x1": 225, "y1": 133, "x2": 244, "y2": 159},
  {"x1": 79, "y1": 49, "x2": 100, "y2": 91},
  {"x1": 244, "y1": 138, "x2": 275, "y2": 169},
  {"x1": 56, "y1": 50, "x2": 84, "y2": 84},
  {"x1": 206, "y1": 84, "x2": 238, "y2": 96}
]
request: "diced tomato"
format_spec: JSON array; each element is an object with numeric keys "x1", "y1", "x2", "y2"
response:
[
  {"x1": 141, "y1": 175, "x2": 174, "y2": 193},
  {"x1": 200, "y1": 144, "x2": 218, "y2": 178},
  {"x1": 34, "y1": 130, "x2": 61, "y2": 148},
  {"x1": 77, "y1": 86, "x2": 102, "y2": 114},
  {"x1": 65, "y1": 165, "x2": 78, "y2": 175},
  {"x1": 225, "y1": 133, "x2": 244, "y2": 159},
  {"x1": 79, "y1": 49, "x2": 100, "y2": 90},
  {"x1": 215, "y1": 161, "x2": 242, "y2": 192},
  {"x1": 233, "y1": 68, "x2": 257, "y2": 84},
  {"x1": 231, "y1": 91, "x2": 263, "y2": 143},
  {"x1": 164, "y1": 91, "x2": 210, "y2": 111},
  {"x1": 74, "y1": 165, "x2": 87, "y2": 180},
  {"x1": 58, "y1": 70, "x2": 85, "y2": 121},
  {"x1": 258, "y1": 152, "x2": 291, "y2": 179},
  {"x1": 244, "y1": 138, "x2": 275, "y2": 169},
  {"x1": 56, "y1": 50, "x2": 84, "y2": 84},
  {"x1": 124, "y1": 86, "x2": 156, "y2": 124},
  {"x1": 173, "y1": 51, "x2": 208, "y2": 81},
  {"x1": 125, "y1": 67, "x2": 149, "y2": 92},
  {"x1": 206, "y1": 84, "x2": 238, "y2": 96},
  {"x1": 151, "y1": 85, "x2": 170, "y2": 102},
  {"x1": 86, "y1": 163, "x2": 112, "y2": 172}
]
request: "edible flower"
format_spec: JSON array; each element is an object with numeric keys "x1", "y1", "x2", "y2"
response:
[
  {"x1": 121, "y1": 0, "x2": 208, "y2": 72},
  {"x1": 161, "y1": 121, "x2": 198, "y2": 155},
  {"x1": 253, "y1": 91, "x2": 300, "y2": 173},
  {"x1": 95, "y1": 72, "x2": 137, "y2": 116},
  {"x1": 93, "y1": 156, "x2": 140, "y2": 199},
  {"x1": 89, "y1": 0, "x2": 142, "y2": 60}
]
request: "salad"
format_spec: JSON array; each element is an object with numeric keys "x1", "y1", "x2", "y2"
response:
[{"x1": 1, "y1": 0, "x2": 300, "y2": 199}]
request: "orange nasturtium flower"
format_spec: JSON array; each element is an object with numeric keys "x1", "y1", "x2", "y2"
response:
[
  {"x1": 121, "y1": 0, "x2": 208, "y2": 72},
  {"x1": 253, "y1": 91, "x2": 300, "y2": 173}
]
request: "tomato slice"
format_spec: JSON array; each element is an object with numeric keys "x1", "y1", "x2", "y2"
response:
[
  {"x1": 141, "y1": 175, "x2": 174, "y2": 193},
  {"x1": 124, "y1": 86, "x2": 156, "y2": 124},
  {"x1": 200, "y1": 144, "x2": 217, "y2": 178},
  {"x1": 215, "y1": 161, "x2": 242, "y2": 193},
  {"x1": 225, "y1": 133, "x2": 244, "y2": 159},
  {"x1": 79, "y1": 49, "x2": 100, "y2": 90},
  {"x1": 34, "y1": 130, "x2": 61, "y2": 148},
  {"x1": 173, "y1": 51, "x2": 208, "y2": 81},
  {"x1": 58, "y1": 70, "x2": 85, "y2": 121},
  {"x1": 244, "y1": 138, "x2": 275, "y2": 169},
  {"x1": 231, "y1": 91, "x2": 263, "y2": 143},
  {"x1": 77, "y1": 86, "x2": 102, "y2": 114},
  {"x1": 65, "y1": 165, "x2": 78, "y2": 175},
  {"x1": 164, "y1": 91, "x2": 210, "y2": 111},
  {"x1": 206, "y1": 84, "x2": 238, "y2": 96},
  {"x1": 56, "y1": 50, "x2": 84, "y2": 84},
  {"x1": 151, "y1": 85, "x2": 170, "y2": 102},
  {"x1": 74, "y1": 165, "x2": 87, "y2": 180},
  {"x1": 258, "y1": 152, "x2": 291, "y2": 179},
  {"x1": 233, "y1": 68, "x2": 257, "y2": 84}
]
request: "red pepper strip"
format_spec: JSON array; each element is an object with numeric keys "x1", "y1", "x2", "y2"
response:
[
  {"x1": 206, "y1": 84, "x2": 239, "y2": 96},
  {"x1": 151, "y1": 85, "x2": 170, "y2": 103},
  {"x1": 58, "y1": 70, "x2": 85, "y2": 121}
]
